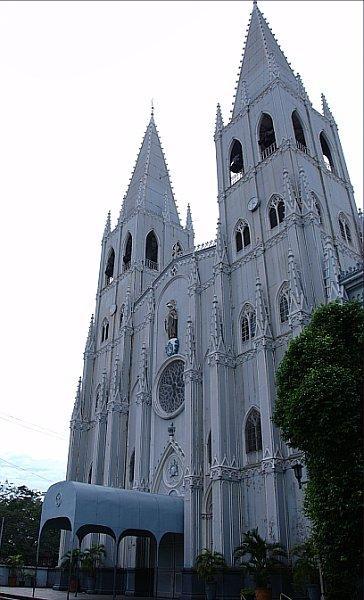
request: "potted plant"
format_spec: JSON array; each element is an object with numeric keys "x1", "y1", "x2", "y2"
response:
[
  {"x1": 6, "y1": 555, "x2": 24, "y2": 587},
  {"x1": 81, "y1": 544, "x2": 106, "y2": 593},
  {"x1": 234, "y1": 528, "x2": 287, "y2": 600},
  {"x1": 60, "y1": 548, "x2": 84, "y2": 593},
  {"x1": 195, "y1": 548, "x2": 226, "y2": 600},
  {"x1": 291, "y1": 541, "x2": 320, "y2": 600},
  {"x1": 240, "y1": 587, "x2": 255, "y2": 600}
]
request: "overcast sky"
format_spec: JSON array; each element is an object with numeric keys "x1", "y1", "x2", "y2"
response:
[{"x1": 0, "y1": 0, "x2": 362, "y2": 492}]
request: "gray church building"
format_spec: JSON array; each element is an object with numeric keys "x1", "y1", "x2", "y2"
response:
[{"x1": 52, "y1": 0, "x2": 363, "y2": 595}]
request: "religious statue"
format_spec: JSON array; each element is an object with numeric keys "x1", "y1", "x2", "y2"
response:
[{"x1": 165, "y1": 300, "x2": 178, "y2": 340}]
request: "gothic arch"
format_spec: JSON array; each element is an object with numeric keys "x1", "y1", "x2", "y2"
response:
[
  {"x1": 101, "y1": 318, "x2": 109, "y2": 343},
  {"x1": 105, "y1": 247, "x2": 115, "y2": 285},
  {"x1": 151, "y1": 440, "x2": 185, "y2": 494},
  {"x1": 244, "y1": 406, "x2": 263, "y2": 456},
  {"x1": 276, "y1": 282, "x2": 290, "y2": 326},
  {"x1": 123, "y1": 232, "x2": 133, "y2": 271},
  {"x1": 257, "y1": 112, "x2": 277, "y2": 158},
  {"x1": 228, "y1": 138, "x2": 244, "y2": 185},
  {"x1": 239, "y1": 302, "x2": 257, "y2": 346},
  {"x1": 234, "y1": 219, "x2": 251, "y2": 253},
  {"x1": 145, "y1": 229, "x2": 159, "y2": 269},
  {"x1": 319, "y1": 131, "x2": 335, "y2": 173},
  {"x1": 338, "y1": 212, "x2": 353, "y2": 245},
  {"x1": 291, "y1": 110, "x2": 307, "y2": 149},
  {"x1": 268, "y1": 194, "x2": 285, "y2": 229}
]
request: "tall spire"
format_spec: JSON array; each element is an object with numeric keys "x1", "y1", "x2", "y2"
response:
[
  {"x1": 232, "y1": 3, "x2": 297, "y2": 118},
  {"x1": 71, "y1": 377, "x2": 82, "y2": 423},
  {"x1": 121, "y1": 113, "x2": 180, "y2": 225}
]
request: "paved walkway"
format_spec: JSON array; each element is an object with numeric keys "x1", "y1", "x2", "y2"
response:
[{"x1": 0, "y1": 589, "x2": 125, "y2": 600}]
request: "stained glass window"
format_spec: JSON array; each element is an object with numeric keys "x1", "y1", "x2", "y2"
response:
[{"x1": 158, "y1": 360, "x2": 185, "y2": 415}]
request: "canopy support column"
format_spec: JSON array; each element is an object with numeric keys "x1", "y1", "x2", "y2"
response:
[{"x1": 112, "y1": 538, "x2": 120, "y2": 600}]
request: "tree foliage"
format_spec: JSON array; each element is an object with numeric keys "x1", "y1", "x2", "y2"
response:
[
  {"x1": 234, "y1": 528, "x2": 287, "y2": 588},
  {"x1": 0, "y1": 483, "x2": 60, "y2": 566},
  {"x1": 273, "y1": 301, "x2": 364, "y2": 599}
]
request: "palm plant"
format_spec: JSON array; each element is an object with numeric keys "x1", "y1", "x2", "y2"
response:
[
  {"x1": 81, "y1": 544, "x2": 106, "y2": 578},
  {"x1": 60, "y1": 548, "x2": 84, "y2": 573},
  {"x1": 234, "y1": 528, "x2": 287, "y2": 589},
  {"x1": 195, "y1": 548, "x2": 226, "y2": 583}
]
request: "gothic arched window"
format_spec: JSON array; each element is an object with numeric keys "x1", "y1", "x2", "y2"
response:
[
  {"x1": 292, "y1": 110, "x2": 307, "y2": 150},
  {"x1": 101, "y1": 318, "x2": 109, "y2": 343},
  {"x1": 269, "y1": 195, "x2": 285, "y2": 229},
  {"x1": 338, "y1": 213, "x2": 352, "y2": 245},
  {"x1": 241, "y1": 304, "x2": 256, "y2": 343},
  {"x1": 235, "y1": 220, "x2": 251, "y2": 253},
  {"x1": 123, "y1": 233, "x2": 132, "y2": 272},
  {"x1": 258, "y1": 113, "x2": 277, "y2": 159},
  {"x1": 145, "y1": 231, "x2": 158, "y2": 270},
  {"x1": 207, "y1": 432, "x2": 212, "y2": 468},
  {"x1": 229, "y1": 139, "x2": 244, "y2": 185},
  {"x1": 279, "y1": 287, "x2": 290, "y2": 324},
  {"x1": 245, "y1": 409, "x2": 262, "y2": 454},
  {"x1": 95, "y1": 384, "x2": 101, "y2": 411},
  {"x1": 88, "y1": 463, "x2": 93, "y2": 484},
  {"x1": 129, "y1": 450, "x2": 135, "y2": 485},
  {"x1": 319, "y1": 132, "x2": 335, "y2": 173},
  {"x1": 105, "y1": 247, "x2": 115, "y2": 285}
]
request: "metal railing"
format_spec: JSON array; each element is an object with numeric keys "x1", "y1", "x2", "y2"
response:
[
  {"x1": 145, "y1": 258, "x2": 158, "y2": 271},
  {"x1": 231, "y1": 170, "x2": 244, "y2": 186},
  {"x1": 279, "y1": 594, "x2": 292, "y2": 600},
  {"x1": 260, "y1": 141, "x2": 277, "y2": 160},
  {"x1": 296, "y1": 140, "x2": 309, "y2": 154}
]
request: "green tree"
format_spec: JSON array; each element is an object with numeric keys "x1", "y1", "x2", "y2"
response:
[
  {"x1": 273, "y1": 301, "x2": 364, "y2": 600},
  {"x1": 0, "y1": 482, "x2": 60, "y2": 566}
]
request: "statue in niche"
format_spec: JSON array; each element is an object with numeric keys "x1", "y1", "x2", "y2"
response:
[
  {"x1": 165, "y1": 300, "x2": 178, "y2": 340},
  {"x1": 169, "y1": 458, "x2": 179, "y2": 478}
]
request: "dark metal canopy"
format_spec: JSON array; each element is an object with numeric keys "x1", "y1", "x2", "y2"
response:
[{"x1": 40, "y1": 481, "x2": 184, "y2": 543}]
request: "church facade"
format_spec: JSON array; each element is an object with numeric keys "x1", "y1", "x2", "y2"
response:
[{"x1": 65, "y1": 0, "x2": 363, "y2": 589}]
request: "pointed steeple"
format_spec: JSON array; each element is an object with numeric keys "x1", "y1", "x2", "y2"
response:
[
  {"x1": 232, "y1": 3, "x2": 297, "y2": 118},
  {"x1": 103, "y1": 211, "x2": 111, "y2": 239},
  {"x1": 71, "y1": 377, "x2": 82, "y2": 423},
  {"x1": 214, "y1": 103, "x2": 224, "y2": 137},
  {"x1": 122, "y1": 114, "x2": 180, "y2": 224},
  {"x1": 321, "y1": 94, "x2": 336, "y2": 125},
  {"x1": 186, "y1": 204, "x2": 194, "y2": 232}
]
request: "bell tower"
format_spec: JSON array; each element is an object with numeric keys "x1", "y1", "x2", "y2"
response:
[{"x1": 214, "y1": 0, "x2": 362, "y2": 296}]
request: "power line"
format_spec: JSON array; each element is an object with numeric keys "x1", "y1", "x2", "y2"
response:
[
  {"x1": 0, "y1": 411, "x2": 67, "y2": 441},
  {"x1": 0, "y1": 457, "x2": 54, "y2": 484}
]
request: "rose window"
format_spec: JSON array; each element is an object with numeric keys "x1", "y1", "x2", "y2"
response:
[{"x1": 158, "y1": 360, "x2": 185, "y2": 415}]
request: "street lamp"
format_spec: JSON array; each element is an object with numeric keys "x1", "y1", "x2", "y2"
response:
[{"x1": 292, "y1": 463, "x2": 308, "y2": 489}]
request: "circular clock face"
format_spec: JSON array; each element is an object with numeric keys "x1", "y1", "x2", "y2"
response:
[
  {"x1": 158, "y1": 360, "x2": 185, "y2": 416},
  {"x1": 247, "y1": 197, "x2": 260, "y2": 211}
]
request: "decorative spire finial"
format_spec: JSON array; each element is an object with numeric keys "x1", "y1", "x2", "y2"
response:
[
  {"x1": 321, "y1": 94, "x2": 336, "y2": 124},
  {"x1": 103, "y1": 210, "x2": 111, "y2": 238},
  {"x1": 215, "y1": 103, "x2": 224, "y2": 135},
  {"x1": 186, "y1": 203, "x2": 194, "y2": 232},
  {"x1": 151, "y1": 99, "x2": 154, "y2": 119}
]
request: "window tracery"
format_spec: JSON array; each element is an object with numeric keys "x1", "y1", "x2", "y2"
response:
[
  {"x1": 158, "y1": 360, "x2": 185, "y2": 415},
  {"x1": 235, "y1": 220, "x2": 251, "y2": 253},
  {"x1": 241, "y1": 304, "x2": 256, "y2": 343},
  {"x1": 268, "y1": 195, "x2": 285, "y2": 229},
  {"x1": 279, "y1": 287, "x2": 290, "y2": 323},
  {"x1": 245, "y1": 409, "x2": 262, "y2": 454},
  {"x1": 338, "y1": 213, "x2": 352, "y2": 245}
]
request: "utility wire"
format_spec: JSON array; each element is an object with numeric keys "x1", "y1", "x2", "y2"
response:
[
  {"x1": 0, "y1": 457, "x2": 53, "y2": 483},
  {"x1": 0, "y1": 411, "x2": 67, "y2": 441}
]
